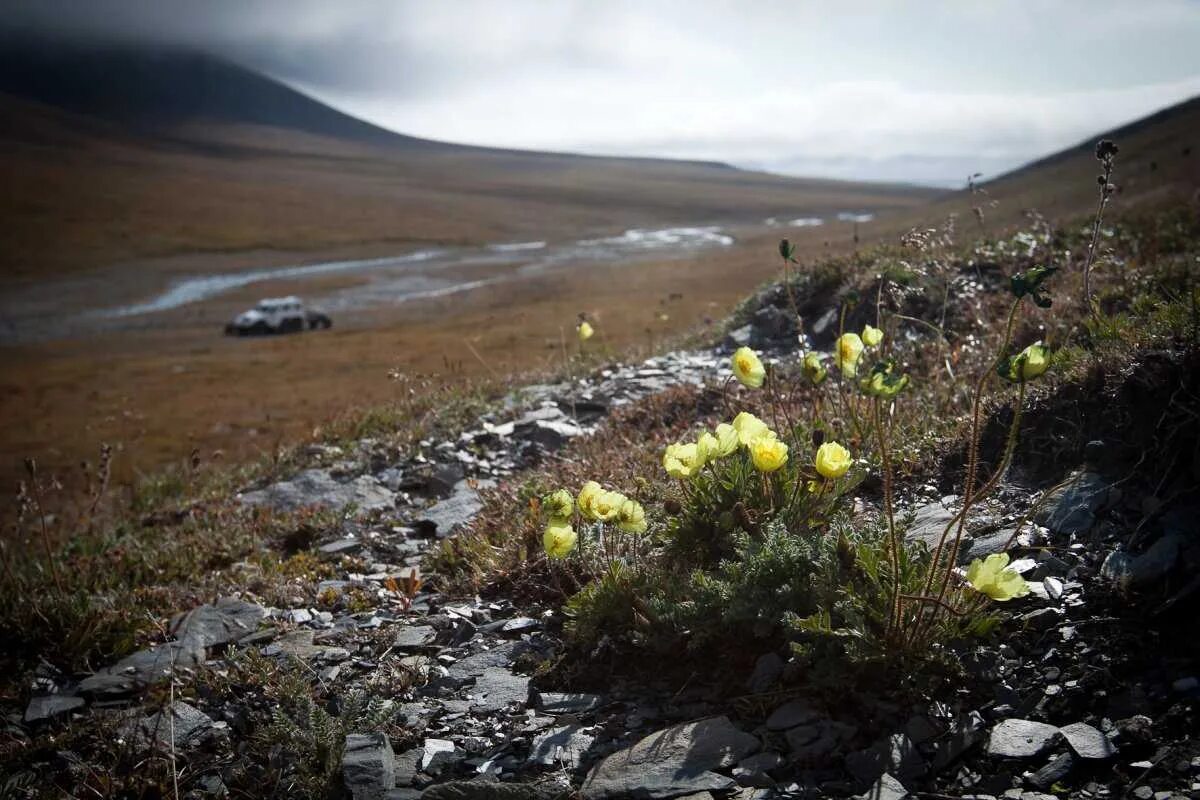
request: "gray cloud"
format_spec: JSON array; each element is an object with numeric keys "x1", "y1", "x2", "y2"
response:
[{"x1": 3, "y1": 0, "x2": 1199, "y2": 185}]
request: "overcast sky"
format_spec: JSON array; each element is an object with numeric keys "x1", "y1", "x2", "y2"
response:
[{"x1": 5, "y1": 0, "x2": 1200, "y2": 186}]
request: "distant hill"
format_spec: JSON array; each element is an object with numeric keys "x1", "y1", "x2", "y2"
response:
[{"x1": 0, "y1": 38, "x2": 942, "y2": 281}]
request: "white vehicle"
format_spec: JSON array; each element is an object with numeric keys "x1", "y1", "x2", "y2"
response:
[{"x1": 224, "y1": 296, "x2": 332, "y2": 336}]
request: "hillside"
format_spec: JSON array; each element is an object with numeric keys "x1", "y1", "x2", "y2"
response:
[{"x1": 0, "y1": 40, "x2": 938, "y2": 283}]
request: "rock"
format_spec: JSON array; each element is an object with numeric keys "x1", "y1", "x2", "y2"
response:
[
  {"x1": 724, "y1": 325, "x2": 753, "y2": 350},
  {"x1": 24, "y1": 694, "x2": 84, "y2": 723},
  {"x1": 1028, "y1": 752, "x2": 1074, "y2": 789},
  {"x1": 933, "y1": 711, "x2": 986, "y2": 771},
  {"x1": 421, "y1": 738, "x2": 461, "y2": 775},
  {"x1": 343, "y1": 733, "x2": 395, "y2": 800},
  {"x1": 261, "y1": 630, "x2": 350, "y2": 662},
  {"x1": 786, "y1": 720, "x2": 856, "y2": 762},
  {"x1": 1058, "y1": 722, "x2": 1116, "y2": 760},
  {"x1": 501, "y1": 617, "x2": 540, "y2": 635},
  {"x1": 536, "y1": 692, "x2": 604, "y2": 715},
  {"x1": 518, "y1": 419, "x2": 584, "y2": 450},
  {"x1": 765, "y1": 700, "x2": 820, "y2": 731},
  {"x1": 749, "y1": 305, "x2": 796, "y2": 346},
  {"x1": 855, "y1": 773, "x2": 908, "y2": 800},
  {"x1": 1020, "y1": 608, "x2": 1064, "y2": 631},
  {"x1": 394, "y1": 748, "x2": 421, "y2": 787},
  {"x1": 1035, "y1": 471, "x2": 1116, "y2": 535},
  {"x1": 319, "y1": 538, "x2": 363, "y2": 558},
  {"x1": 733, "y1": 751, "x2": 783, "y2": 787},
  {"x1": 170, "y1": 598, "x2": 268, "y2": 648},
  {"x1": 239, "y1": 468, "x2": 395, "y2": 512},
  {"x1": 444, "y1": 641, "x2": 531, "y2": 681},
  {"x1": 421, "y1": 781, "x2": 567, "y2": 800},
  {"x1": 846, "y1": 733, "x2": 926, "y2": 785},
  {"x1": 987, "y1": 719, "x2": 1060, "y2": 759},
  {"x1": 581, "y1": 716, "x2": 760, "y2": 799},
  {"x1": 78, "y1": 640, "x2": 205, "y2": 697},
  {"x1": 1101, "y1": 532, "x2": 1186, "y2": 589},
  {"x1": 745, "y1": 653, "x2": 784, "y2": 694},
  {"x1": 138, "y1": 701, "x2": 215, "y2": 750},
  {"x1": 527, "y1": 724, "x2": 595, "y2": 768},
  {"x1": 394, "y1": 626, "x2": 438, "y2": 651},
  {"x1": 413, "y1": 481, "x2": 487, "y2": 538},
  {"x1": 904, "y1": 502, "x2": 956, "y2": 551},
  {"x1": 469, "y1": 667, "x2": 531, "y2": 712}
]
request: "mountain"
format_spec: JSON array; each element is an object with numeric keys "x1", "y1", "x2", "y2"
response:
[{"x1": 0, "y1": 39, "x2": 939, "y2": 281}]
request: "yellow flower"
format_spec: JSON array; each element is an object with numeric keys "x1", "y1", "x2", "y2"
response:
[
  {"x1": 835, "y1": 333, "x2": 865, "y2": 377},
  {"x1": 617, "y1": 499, "x2": 647, "y2": 534},
  {"x1": 577, "y1": 481, "x2": 604, "y2": 520},
  {"x1": 591, "y1": 490, "x2": 626, "y2": 521},
  {"x1": 732, "y1": 412, "x2": 770, "y2": 446},
  {"x1": 731, "y1": 347, "x2": 766, "y2": 389},
  {"x1": 543, "y1": 522, "x2": 578, "y2": 559},
  {"x1": 802, "y1": 352, "x2": 827, "y2": 386},
  {"x1": 815, "y1": 441, "x2": 852, "y2": 480},
  {"x1": 999, "y1": 342, "x2": 1051, "y2": 383},
  {"x1": 748, "y1": 434, "x2": 788, "y2": 472},
  {"x1": 542, "y1": 489, "x2": 573, "y2": 521},
  {"x1": 696, "y1": 431, "x2": 720, "y2": 464},
  {"x1": 577, "y1": 320, "x2": 594, "y2": 341},
  {"x1": 663, "y1": 442, "x2": 703, "y2": 479},
  {"x1": 860, "y1": 359, "x2": 910, "y2": 399},
  {"x1": 862, "y1": 324, "x2": 883, "y2": 347},
  {"x1": 966, "y1": 553, "x2": 1031, "y2": 601},
  {"x1": 713, "y1": 423, "x2": 740, "y2": 457}
]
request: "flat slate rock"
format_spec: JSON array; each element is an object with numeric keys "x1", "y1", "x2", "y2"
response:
[
  {"x1": 394, "y1": 625, "x2": 439, "y2": 650},
  {"x1": 581, "y1": 715, "x2": 760, "y2": 799},
  {"x1": 412, "y1": 480, "x2": 490, "y2": 538},
  {"x1": 766, "y1": 700, "x2": 821, "y2": 731},
  {"x1": 469, "y1": 667, "x2": 531, "y2": 712},
  {"x1": 987, "y1": 719, "x2": 1060, "y2": 759},
  {"x1": 855, "y1": 773, "x2": 908, "y2": 800},
  {"x1": 24, "y1": 694, "x2": 84, "y2": 723},
  {"x1": 421, "y1": 781, "x2": 568, "y2": 800},
  {"x1": 343, "y1": 732, "x2": 395, "y2": 800},
  {"x1": 170, "y1": 598, "x2": 268, "y2": 648},
  {"x1": 528, "y1": 724, "x2": 596, "y2": 768},
  {"x1": 1035, "y1": 471, "x2": 1115, "y2": 535},
  {"x1": 239, "y1": 468, "x2": 395, "y2": 512},
  {"x1": 536, "y1": 692, "x2": 604, "y2": 715},
  {"x1": 1059, "y1": 722, "x2": 1116, "y2": 759},
  {"x1": 78, "y1": 640, "x2": 205, "y2": 697},
  {"x1": 137, "y1": 701, "x2": 215, "y2": 750}
]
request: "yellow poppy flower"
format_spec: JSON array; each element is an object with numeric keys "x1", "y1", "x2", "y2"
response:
[
  {"x1": 577, "y1": 481, "x2": 604, "y2": 520},
  {"x1": 617, "y1": 499, "x2": 647, "y2": 534},
  {"x1": 713, "y1": 423, "x2": 740, "y2": 457},
  {"x1": 542, "y1": 488, "x2": 574, "y2": 521},
  {"x1": 577, "y1": 321, "x2": 594, "y2": 341},
  {"x1": 748, "y1": 434, "x2": 788, "y2": 473},
  {"x1": 835, "y1": 333, "x2": 865, "y2": 377},
  {"x1": 815, "y1": 441, "x2": 852, "y2": 480},
  {"x1": 999, "y1": 342, "x2": 1051, "y2": 383},
  {"x1": 862, "y1": 324, "x2": 883, "y2": 347},
  {"x1": 663, "y1": 443, "x2": 703, "y2": 479},
  {"x1": 543, "y1": 522, "x2": 578, "y2": 559},
  {"x1": 696, "y1": 431, "x2": 720, "y2": 464},
  {"x1": 802, "y1": 352, "x2": 827, "y2": 386},
  {"x1": 732, "y1": 412, "x2": 771, "y2": 446},
  {"x1": 731, "y1": 347, "x2": 766, "y2": 389},
  {"x1": 966, "y1": 553, "x2": 1031, "y2": 601},
  {"x1": 591, "y1": 490, "x2": 626, "y2": 521}
]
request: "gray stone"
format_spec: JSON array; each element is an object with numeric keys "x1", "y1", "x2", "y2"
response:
[
  {"x1": 78, "y1": 640, "x2": 205, "y2": 696},
  {"x1": 932, "y1": 711, "x2": 986, "y2": 771},
  {"x1": 239, "y1": 468, "x2": 396, "y2": 512},
  {"x1": 904, "y1": 502, "x2": 978, "y2": 563},
  {"x1": 139, "y1": 701, "x2": 215, "y2": 750},
  {"x1": 1035, "y1": 472, "x2": 1116, "y2": 535},
  {"x1": 501, "y1": 617, "x2": 540, "y2": 635},
  {"x1": 444, "y1": 641, "x2": 530, "y2": 680},
  {"x1": 320, "y1": 538, "x2": 363, "y2": 558},
  {"x1": 261, "y1": 630, "x2": 350, "y2": 662},
  {"x1": 469, "y1": 667, "x2": 531, "y2": 712},
  {"x1": 344, "y1": 733, "x2": 395, "y2": 800},
  {"x1": 420, "y1": 781, "x2": 567, "y2": 800},
  {"x1": 527, "y1": 724, "x2": 595, "y2": 768},
  {"x1": 170, "y1": 598, "x2": 268, "y2": 648},
  {"x1": 421, "y1": 738, "x2": 461, "y2": 774},
  {"x1": 733, "y1": 751, "x2": 783, "y2": 787},
  {"x1": 1058, "y1": 722, "x2": 1116, "y2": 760},
  {"x1": 987, "y1": 719, "x2": 1060, "y2": 759},
  {"x1": 786, "y1": 720, "x2": 856, "y2": 762},
  {"x1": 413, "y1": 481, "x2": 487, "y2": 538},
  {"x1": 393, "y1": 748, "x2": 421, "y2": 787},
  {"x1": 1020, "y1": 608, "x2": 1064, "y2": 631},
  {"x1": 537, "y1": 692, "x2": 604, "y2": 715},
  {"x1": 745, "y1": 653, "x2": 784, "y2": 694},
  {"x1": 1101, "y1": 532, "x2": 1186, "y2": 589},
  {"x1": 1028, "y1": 752, "x2": 1074, "y2": 789},
  {"x1": 855, "y1": 773, "x2": 908, "y2": 800},
  {"x1": 393, "y1": 625, "x2": 438, "y2": 651},
  {"x1": 24, "y1": 694, "x2": 84, "y2": 723},
  {"x1": 581, "y1": 716, "x2": 760, "y2": 799},
  {"x1": 765, "y1": 700, "x2": 820, "y2": 731},
  {"x1": 386, "y1": 791, "x2": 422, "y2": 800},
  {"x1": 846, "y1": 734, "x2": 926, "y2": 785},
  {"x1": 724, "y1": 325, "x2": 753, "y2": 349}
]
